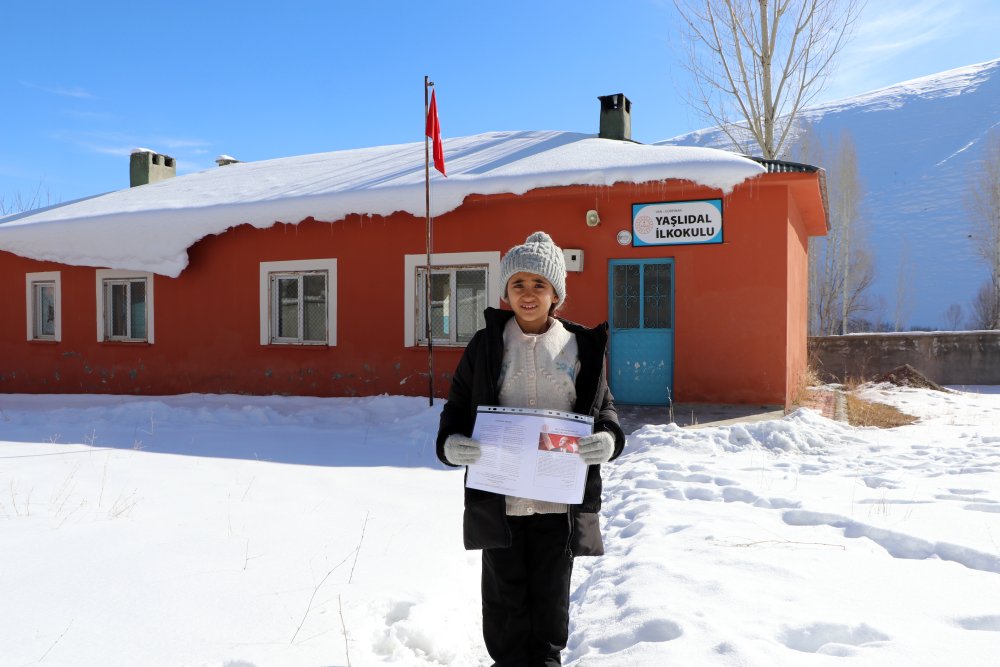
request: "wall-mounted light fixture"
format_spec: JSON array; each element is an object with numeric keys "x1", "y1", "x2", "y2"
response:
[{"x1": 585, "y1": 209, "x2": 601, "y2": 227}]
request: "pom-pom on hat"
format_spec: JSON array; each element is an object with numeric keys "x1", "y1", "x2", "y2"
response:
[{"x1": 499, "y1": 231, "x2": 567, "y2": 302}]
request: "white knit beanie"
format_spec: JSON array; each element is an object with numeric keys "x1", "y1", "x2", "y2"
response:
[{"x1": 500, "y1": 231, "x2": 567, "y2": 302}]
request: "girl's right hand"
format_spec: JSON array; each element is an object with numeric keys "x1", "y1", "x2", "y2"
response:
[{"x1": 444, "y1": 435, "x2": 483, "y2": 466}]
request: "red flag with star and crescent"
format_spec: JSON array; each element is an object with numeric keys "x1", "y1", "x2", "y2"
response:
[{"x1": 426, "y1": 89, "x2": 446, "y2": 176}]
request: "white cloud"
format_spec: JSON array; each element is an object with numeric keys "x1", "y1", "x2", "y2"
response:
[
  {"x1": 849, "y1": 0, "x2": 959, "y2": 56},
  {"x1": 61, "y1": 109, "x2": 114, "y2": 121},
  {"x1": 151, "y1": 137, "x2": 213, "y2": 151},
  {"x1": 55, "y1": 130, "x2": 211, "y2": 158},
  {"x1": 19, "y1": 80, "x2": 95, "y2": 99},
  {"x1": 75, "y1": 142, "x2": 134, "y2": 158},
  {"x1": 822, "y1": 0, "x2": 985, "y2": 101}
]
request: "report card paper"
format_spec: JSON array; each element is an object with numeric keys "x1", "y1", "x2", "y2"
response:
[{"x1": 466, "y1": 406, "x2": 593, "y2": 504}]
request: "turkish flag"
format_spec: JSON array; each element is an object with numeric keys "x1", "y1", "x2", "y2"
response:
[{"x1": 426, "y1": 89, "x2": 446, "y2": 176}]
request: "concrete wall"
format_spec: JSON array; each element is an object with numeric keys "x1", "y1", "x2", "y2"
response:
[{"x1": 809, "y1": 332, "x2": 1000, "y2": 385}]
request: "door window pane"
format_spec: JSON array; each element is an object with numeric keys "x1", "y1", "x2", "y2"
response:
[
  {"x1": 643, "y1": 264, "x2": 672, "y2": 329},
  {"x1": 613, "y1": 264, "x2": 640, "y2": 329}
]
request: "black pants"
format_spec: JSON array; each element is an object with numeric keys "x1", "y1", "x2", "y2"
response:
[{"x1": 481, "y1": 513, "x2": 574, "y2": 667}]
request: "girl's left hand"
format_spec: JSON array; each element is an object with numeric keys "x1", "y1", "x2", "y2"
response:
[{"x1": 578, "y1": 431, "x2": 615, "y2": 465}]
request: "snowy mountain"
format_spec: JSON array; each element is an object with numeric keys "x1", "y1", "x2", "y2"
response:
[{"x1": 661, "y1": 59, "x2": 1000, "y2": 329}]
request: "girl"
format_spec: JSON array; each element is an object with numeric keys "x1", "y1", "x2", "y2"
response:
[{"x1": 436, "y1": 231, "x2": 626, "y2": 666}]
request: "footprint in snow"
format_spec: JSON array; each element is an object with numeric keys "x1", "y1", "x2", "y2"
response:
[
  {"x1": 385, "y1": 600, "x2": 415, "y2": 624},
  {"x1": 683, "y1": 487, "x2": 719, "y2": 501},
  {"x1": 571, "y1": 617, "x2": 683, "y2": 654},
  {"x1": 782, "y1": 509, "x2": 1000, "y2": 574},
  {"x1": 964, "y1": 503, "x2": 1000, "y2": 513},
  {"x1": 722, "y1": 487, "x2": 760, "y2": 504},
  {"x1": 935, "y1": 492, "x2": 996, "y2": 502},
  {"x1": 614, "y1": 516, "x2": 692, "y2": 539},
  {"x1": 861, "y1": 475, "x2": 901, "y2": 489},
  {"x1": 719, "y1": 486, "x2": 801, "y2": 509},
  {"x1": 956, "y1": 615, "x2": 1000, "y2": 631},
  {"x1": 779, "y1": 622, "x2": 890, "y2": 656}
]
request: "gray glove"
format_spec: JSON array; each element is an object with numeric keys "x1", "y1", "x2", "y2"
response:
[
  {"x1": 578, "y1": 431, "x2": 615, "y2": 465},
  {"x1": 444, "y1": 434, "x2": 482, "y2": 466}
]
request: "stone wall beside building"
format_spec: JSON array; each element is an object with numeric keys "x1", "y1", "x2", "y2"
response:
[{"x1": 809, "y1": 331, "x2": 1000, "y2": 385}]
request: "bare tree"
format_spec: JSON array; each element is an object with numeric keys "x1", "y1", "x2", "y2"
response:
[
  {"x1": 894, "y1": 240, "x2": 912, "y2": 332},
  {"x1": 832, "y1": 131, "x2": 863, "y2": 333},
  {"x1": 673, "y1": 0, "x2": 865, "y2": 159},
  {"x1": 969, "y1": 281, "x2": 1000, "y2": 330},
  {"x1": 792, "y1": 125, "x2": 872, "y2": 334},
  {"x1": 871, "y1": 295, "x2": 890, "y2": 332},
  {"x1": 965, "y1": 128, "x2": 1000, "y2": 329},
  {"x1": 0, "y1": 183, "x2": 54, "y2": 217},
  {"x1": 943, "y1": 304, "x2": 964, "y2": 331}
]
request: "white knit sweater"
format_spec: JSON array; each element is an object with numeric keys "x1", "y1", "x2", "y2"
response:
[{"x1": 498, "y1": 316, "x2": 581, "y2": 516}]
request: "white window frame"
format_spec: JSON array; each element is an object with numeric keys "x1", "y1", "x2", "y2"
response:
[
  {"x1": 259, "y1": 259, "x2": 337, "y2": 346},
  {"x1": 95, "y1": 270, "x2": 154, "y2": 343},
  {"x1": 404, "y1": 251, "x2": 501, "y2": 347},
  {"x1": 25, "y1": 271, "x2": 62, "y2": 341}
]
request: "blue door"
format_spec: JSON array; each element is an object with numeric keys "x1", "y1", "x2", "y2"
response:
[{"x1": 608, "y1": 259, "x2": 674, "y2": 405}]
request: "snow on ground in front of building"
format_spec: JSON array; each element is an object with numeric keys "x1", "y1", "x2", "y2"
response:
[
  {"x1": 0, "y1": 132, "x2": 764, "y2": 277},
  {"x1": 1, "y1": 386, "x2": 999, "y2": 666}
]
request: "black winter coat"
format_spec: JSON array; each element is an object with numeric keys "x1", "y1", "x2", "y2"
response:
[{"x1": 436, "y1": 307, "x2": 626, "y2": 556}]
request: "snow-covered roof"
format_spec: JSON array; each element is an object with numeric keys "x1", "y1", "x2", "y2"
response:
[{"x1": 0, "y1": 130, "x2": 765, "y2": 277}]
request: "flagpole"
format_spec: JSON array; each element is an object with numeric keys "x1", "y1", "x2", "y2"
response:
[{"x1": 424, "y1": 76, "x2": 435, "y2": 407}]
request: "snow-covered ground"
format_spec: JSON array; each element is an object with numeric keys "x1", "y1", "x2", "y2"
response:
[{"x1": 1, "y1": 386, "x2": 999, "y2": 666}]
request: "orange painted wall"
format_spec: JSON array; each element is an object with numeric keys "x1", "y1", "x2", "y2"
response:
[
  {"x1": 785, "y1": 189, "x2": 811, "y2": 410},
  {"x1": 0, "y1": 175, "x2": 821, "y2": 405}
]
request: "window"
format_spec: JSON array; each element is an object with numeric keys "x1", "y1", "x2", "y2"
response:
[
  {"x1": 259, "y1": 259, "x2": 337, "y2": 346},
  {"x1": 104, "y1": 279, "x2": 147, "y2": 340},
  {"x1": 416, "y1": 266, "x2": 487, "y2": 344},
  {"x1": 610, "y1": 261, "x2": 673, "y2": 331},
  {"x1": 25, "y1": 271, "x2": 61, "y2": 341},
  {"x1": 95, "y1": 270, "x2": 154, "y2": 343},
  {"x1": 404, "y1": 251, "x2": 501, "y2": 347},
  {"x1": 271, "y1": 271, "x2": 328, "y2": 343}
]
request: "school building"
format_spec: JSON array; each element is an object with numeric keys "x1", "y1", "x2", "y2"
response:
[{"x1": 0, "y1": 96, "x2": 828, "y2": 409}]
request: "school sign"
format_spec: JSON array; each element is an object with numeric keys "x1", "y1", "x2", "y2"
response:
[{"x1": 631, "y1": 199, "x2": 723, "y2": 246}]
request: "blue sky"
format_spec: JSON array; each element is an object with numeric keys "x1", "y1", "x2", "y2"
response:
[{"x1": 3, "y1": 0, "x2": 999, "y2": 205}]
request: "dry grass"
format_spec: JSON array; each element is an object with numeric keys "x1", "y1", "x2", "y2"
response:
[
  {"x1": 839, "y1": 375, "x2": 873, "y2": 391},
  {"x1": 802, "y1": 365, "x2": 824, "y2": 388},
  {"x1": 845, "y1": 394, "x2": 918, "y2": 428},
  {"x1": 790, "y1": 365, "x2": 826, "y2": 410},
  {"x1": 795, "y1": 366, "x2": 923, "y2": 428}
]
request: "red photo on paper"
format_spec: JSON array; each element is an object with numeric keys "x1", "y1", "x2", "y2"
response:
[{"x1": 537, "y1": 432, "x2": 580, "y2": 454}]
